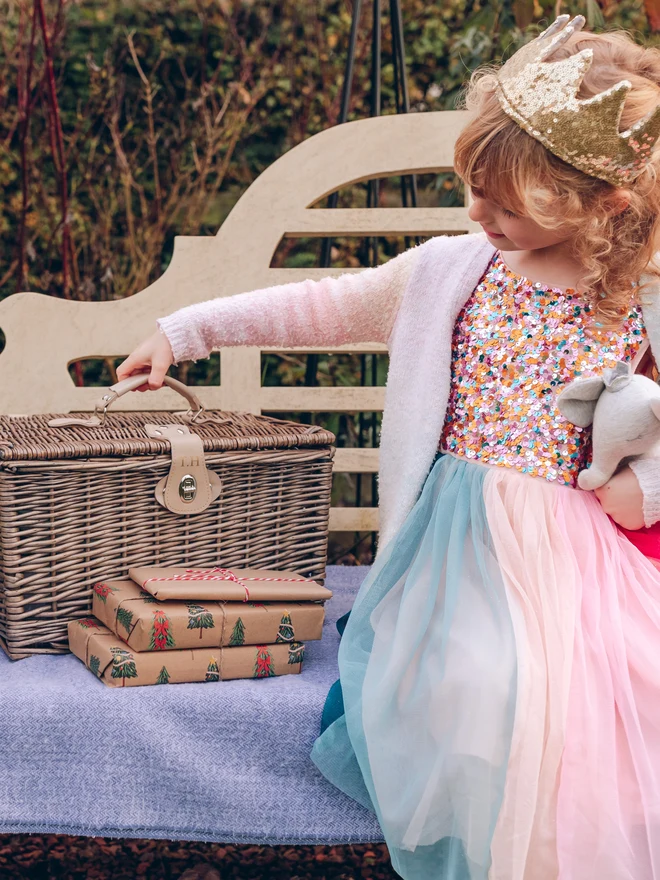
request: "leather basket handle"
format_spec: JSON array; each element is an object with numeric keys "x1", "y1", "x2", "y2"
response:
[
  {"x1": 96, "y1": 374, "x2": 203, "y2": 413},
  {"x1": 47, "y1": 373, "x2": 205, "y2": 428}
]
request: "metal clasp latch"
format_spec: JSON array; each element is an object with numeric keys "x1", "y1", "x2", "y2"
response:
[{"x1": 179, "y1": 474, "x2": 197, "y2": 502}]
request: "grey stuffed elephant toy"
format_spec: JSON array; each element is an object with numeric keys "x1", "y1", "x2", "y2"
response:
[{"x1": 557, "y1": 361, "x2": 660, "y2": 491}]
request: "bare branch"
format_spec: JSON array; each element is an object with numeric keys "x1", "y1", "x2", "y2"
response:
[{"x1": 16, "y1": 0, "x2": 38, "y2": 292}]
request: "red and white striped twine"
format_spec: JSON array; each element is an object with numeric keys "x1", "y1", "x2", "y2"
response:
[{"x1": 142, "y1": 567, "x2": 312, "y2": 603}]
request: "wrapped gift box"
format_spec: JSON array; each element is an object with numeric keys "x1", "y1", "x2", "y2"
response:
[
  {"x1": 92, "y1": 578, "x2": 325, "y2": 652},
  {"x1": 68, "y1": 618, "x2": 305, "y2": 688},
  {"x1": 129, "y1": 565, "x2": 333, "y2": 603}
]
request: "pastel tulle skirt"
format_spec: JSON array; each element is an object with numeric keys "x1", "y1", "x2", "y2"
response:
[{"x1": 310, "y1": 453, "x2": 660, "y2": 880}]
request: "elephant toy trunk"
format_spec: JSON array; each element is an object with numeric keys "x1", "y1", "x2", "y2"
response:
[{"x1": 577, "y1": 466, "x2": 612, "y2": 491}]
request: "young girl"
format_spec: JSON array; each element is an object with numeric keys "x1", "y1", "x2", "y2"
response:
[{"x1": 118, "y1": 16, "x2": 660, "y2": 878}]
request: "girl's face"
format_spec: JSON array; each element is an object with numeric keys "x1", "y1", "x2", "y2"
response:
[{"x1": 467, "y1": 188, "x2": 572, "y2": 252}]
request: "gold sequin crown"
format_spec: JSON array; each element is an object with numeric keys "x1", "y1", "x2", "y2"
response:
[{"x1": 496, "y1": 14, "x2": 660, "y2": 185}]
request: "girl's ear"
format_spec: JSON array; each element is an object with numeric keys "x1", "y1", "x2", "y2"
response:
[
  {"x1": 607, "y1": 189, "x2": 631, "y2": 216},
  {"x1": 557, "y1": 376, "x2": 606, "y2": 427}
]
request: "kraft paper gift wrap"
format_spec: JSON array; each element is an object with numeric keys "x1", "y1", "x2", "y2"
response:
[
  {"x1": 67, "y1": 618, "x2": 305, "y2": 687},
  {"x1": 129, "y1": 565, "x2": 333, "y2": 602},
  {"x1": 92, "y1": 578, "x2": 325, "y2": 652}
]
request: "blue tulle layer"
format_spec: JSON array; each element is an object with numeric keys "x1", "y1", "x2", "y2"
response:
[{"x1": 311, "y1": 454, "x2": 518, "y2": 879}]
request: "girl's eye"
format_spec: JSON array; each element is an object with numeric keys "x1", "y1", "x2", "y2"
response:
[{"x1": 500, "y1": 208, "x2": 518, "y2": 219}]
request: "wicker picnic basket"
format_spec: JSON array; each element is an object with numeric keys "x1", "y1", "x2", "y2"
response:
[{"x1": 0, "y1": 374, "x2": 335, "y2": 660}]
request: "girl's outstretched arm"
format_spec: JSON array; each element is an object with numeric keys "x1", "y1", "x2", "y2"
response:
[{"x1": 157, "y1": 243, "x2": 421, "y2": 365}]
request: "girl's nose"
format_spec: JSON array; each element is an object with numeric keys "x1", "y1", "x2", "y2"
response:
[{"x1": 467, "y1": 197, "x2": 490, "y2": 224}]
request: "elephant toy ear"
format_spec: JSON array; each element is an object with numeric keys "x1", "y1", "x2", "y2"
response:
[
  {"x1": 556, "y1": 376, "x2": 606, "y2": 427},
  {"x1": 603, "y1": 360, "x2": 632, "y2": 392}
]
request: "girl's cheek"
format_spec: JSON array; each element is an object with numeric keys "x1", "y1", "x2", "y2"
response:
[
  {"x1": 500, "y1": 223, "x2": 526, "y2": 244},
  {"x1": 503, "y1": 223, "x2": 563, "y2": 249},
  {"x1": 496, "y1": 217, "x2": 526, "y2": 239}
]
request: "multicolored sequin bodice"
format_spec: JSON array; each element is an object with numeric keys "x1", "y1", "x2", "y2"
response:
[{"x1": 439, "y1": 253, "x2": 646, "y2": 485}]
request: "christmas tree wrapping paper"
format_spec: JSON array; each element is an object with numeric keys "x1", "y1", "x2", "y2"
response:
[
  {"x1": 92, "y1": 579, "x2": 326, "y2": 652},
  {"x1": 67, "y1": 619, "x2": 305, "y2": 687},
  {"x1": 129, "y1": 565, "x2": 333, "y2": 602}
]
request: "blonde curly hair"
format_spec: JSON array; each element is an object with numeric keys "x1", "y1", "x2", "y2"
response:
[{"x1": 454, "y1": 27, "x2": 660, "y2": 328}]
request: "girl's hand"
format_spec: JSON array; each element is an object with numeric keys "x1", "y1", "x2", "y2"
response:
[
  {"x1": 116, "y1": 328, "x2": 174, "y2": 392},
  {"x1": 593, "y1": 465, "x2": 645, "y2": 530}
]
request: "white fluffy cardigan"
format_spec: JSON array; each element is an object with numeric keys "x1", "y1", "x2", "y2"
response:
[{"x1": 158, "y1": 233, "x2": 660, "y2": 556}]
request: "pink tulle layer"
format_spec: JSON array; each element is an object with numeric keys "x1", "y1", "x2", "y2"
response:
[{"x1": 483, "y1": 466, "x2": 660, "y2": 880}]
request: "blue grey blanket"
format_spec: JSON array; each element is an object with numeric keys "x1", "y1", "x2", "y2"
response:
[{"x1": 0, "y1": 565, "x2": 383, "y2": 844}]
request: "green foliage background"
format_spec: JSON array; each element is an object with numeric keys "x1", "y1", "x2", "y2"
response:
[
  {"x1": 3, "y1": 0, "x2": 655, "y2": 301},
  {"x1": 1, "y1": 0, "x2": 657, "y2": 561}
]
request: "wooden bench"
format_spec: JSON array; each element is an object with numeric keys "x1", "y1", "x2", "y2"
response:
[{"x1": 0, "y1": 110, "x2": 478, "y2": 848}]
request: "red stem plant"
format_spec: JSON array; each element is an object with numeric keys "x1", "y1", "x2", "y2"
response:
[
  {"x1": 35, "y1": 0, "x2": 73, "y2": 298},
  {"x1": 16, "y1": 2, "x2": 38, "y2": 293}
]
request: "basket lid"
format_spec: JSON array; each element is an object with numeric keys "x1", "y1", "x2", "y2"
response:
[{"x1": 0, "y1": 410, "x2": 335, "y2": 462}]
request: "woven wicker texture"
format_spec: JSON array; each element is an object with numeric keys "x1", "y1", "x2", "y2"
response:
[
  {"x1": 0, "y1": 410, "x2": 334, "y2": 461},
  {"x1": 0, "y1": 411, "x2": 335, "y2": 660}
]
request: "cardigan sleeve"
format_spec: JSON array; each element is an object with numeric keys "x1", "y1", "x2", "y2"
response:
[
  {"x1": 629, "y1": 458, "x2": 660, "y2": 527},
  {"x1": 157, "y1": 243, "x2": 421, "y2": 364}
]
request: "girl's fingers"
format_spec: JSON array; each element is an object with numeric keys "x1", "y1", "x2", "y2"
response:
[
  {"x1": 148, "y1": 359, "x2": 170, "y2": 389},
  {"x1": 116, "y1": 330, "x2": 174, "y2": 390},
  {"x1": 116, "y1": 353, "x2": 144, "y2": 382}
]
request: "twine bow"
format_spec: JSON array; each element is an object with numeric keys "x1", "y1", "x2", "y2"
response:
[{"x1": 142, "y1": 567, "x2": 312, "y2": 603}]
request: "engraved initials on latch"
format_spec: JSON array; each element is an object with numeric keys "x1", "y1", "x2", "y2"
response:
[{"x1": 179, "y1": 474, "x2": 197, "y2": 502}]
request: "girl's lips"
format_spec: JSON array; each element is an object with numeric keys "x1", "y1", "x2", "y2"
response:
[{"x1": 483, "y1": 227, "x2": 505, "y2": 238}]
